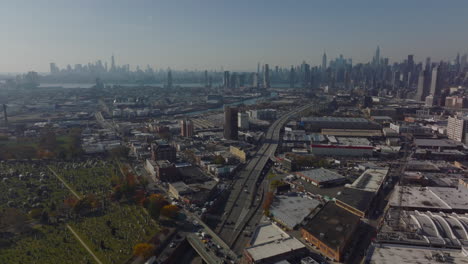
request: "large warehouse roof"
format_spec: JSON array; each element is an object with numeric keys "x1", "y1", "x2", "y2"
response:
[{"x1": 295, "y1": 168, "x2": 345, "y2": 184}]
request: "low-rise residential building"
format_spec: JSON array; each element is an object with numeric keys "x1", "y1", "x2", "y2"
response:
[
  {"x1": 168, "y1": 181, "x2": 192, "y2": 199},
  {"x1": 145, "y1": 159, "x2": 178, "y2": 182},
  {"x1": 230, "y1": 145, "x2": 247, "y2": 162}
]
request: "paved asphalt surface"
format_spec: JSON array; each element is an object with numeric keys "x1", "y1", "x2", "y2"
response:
[{"x1": 216, "y1": 103, "x2": 315, "y2": 253}]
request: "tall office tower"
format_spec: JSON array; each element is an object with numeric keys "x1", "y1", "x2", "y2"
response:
[
  {"x1": 425, "y1": 57, "x2": 432, "y2": 72},
  {"x1": 407, "y1": 55, "x2": 414, "y2": 82},
  {"x1": 263, "y1": 64, "x2": 270, "y2": 88},
  {"x1": 456, "y1": 53, "x2": 461, "y2": 72},
  {"x1": 415, "y1": 70, "x2": 431, "y2": 101},
  {"x1": 111, "y1": 54, "x2": 116, "y2": 72},
  {"x1": 322, "y1": 52, "x2": 327, "y2": 70},
  {"x1": 289, "y1": 66, "x2": 295, "y2": 88},
  {"x1": 180, "y1": 119, "x2": 194, "y2": 137},
  {"x1": 429, "y1": 66, "x2": 439, "y2": 96},
  {"x1": 257, "y1": 62, "x2": 260, "y2": 76},
  {"x1": 238, "y1": 112, "x2": 249, "y2": 130},
  {"x1": 239, "y1": 73, "x2": 246, "y2": 87},
  {"x1": 223, "y1": 106, "x2": 238, "y2": 140},
  {"x1": 303, "y1": 63, "x2": 311, "y2": 88},
  {"x1": 49, "y1": 63, "x2": 58, "y2": 74},
  {"x1": 407, "y1": 55, "x2": 414, "y2": 71},
  {"x1": 344, "y1": 69, "x2": 351, "y2": 89},
  {"x1": 231, "y1": 73, "x2": 240, "y2": 89},
  {"x1": 252, "y1": 73, "x2": 259, "y2": 88},
  {"x1": 461, "y1": 54, "x2": 467, "y2": 71},
  {"x1": 167, "y1": 69, "x2": 173, "y2": 89},
  {"x1": 223, "y1": 71, "x2": 230, "y2": 89},
  {"x1": 374, "y1": 46, "x2": 380, "y2": 66},
  {"x1": 204, "y1": 70, "x2": 209, "y2": 87}
]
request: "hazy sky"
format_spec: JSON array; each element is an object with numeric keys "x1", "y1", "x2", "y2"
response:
[{"x1": 1, "y1": 0, "x2": 468, "y2": 73}]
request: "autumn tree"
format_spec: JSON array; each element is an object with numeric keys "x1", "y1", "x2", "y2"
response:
[
  {"x1": 270, "y1": 180, "x2": 283, "y2": 189},
  {"x1": 161, "y1": 204, "x2": 180, "y2": 219},
  {"x1": 133, "y1": 243, "x2": 155, "y2": 258},
  {"x1": 262, "y1": 191, "x2": 274, "y2": 216},
  {"x1": 70, "y1": 195, "x2": 99, "y2": 216},
  {"x1": 146, "y1": 194, "x2": 168, "y2": 220}
]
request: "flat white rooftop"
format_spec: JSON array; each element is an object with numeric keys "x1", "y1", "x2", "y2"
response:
[
  {"x1": 295, "y1": 168, "x2": 345, "y2": 184},
  {"x1": 246, "y1": 223, "x2": 306, "y2": 262},
  {"x1": 349, "y1": 168, "x2": 389, "y2": 193},
  {"x1": 250, "y1": 223, "x2": 289, "y2": 246},
  {"x1": 389, "y1": 186, "x2": 468, "y2": 211},
  {"x1": 368, "y1": 244, "x2": 468, "y2": 264}
]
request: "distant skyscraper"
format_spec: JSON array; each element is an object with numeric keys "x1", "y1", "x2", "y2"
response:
[
  {"x1": 303, "y1": 63, "x2": 311, "y2": 89},
  {"x1": 425, "y1": 57, "x2": 432, "y2": 71},
  {"x1": 180, "y1": 119, "x2": 194, "y2": 137},
  {"x1": 374, "y1": 46, "x2": 380, "y2": 65},
  {"x1": 461, "y1": 54, "x2": 467, "y2": 71},
  {"x1": 263, "y1": 64, "x2": 270, "y2": 88},
  {"x1": 415, "y1": 70, "x2": 431, "y2": 102},
  {"x1": 406, "y1": 54, "x2": 415, "y2": 87},
  {"x1": 252, "y1": 73, "x2": 258, "y2": 88},
  {"x1": 322, "y1": 52, "x2": 327, "y2": 70},
  {"x1": 223, "y1": 106, "x2": 238, "y2": 140},
  {"x1": 49, "y1": 63, "x2": 58, "y2": 74},
  {"x1": 111, "y1": 54, "x2": 116, "y2": 72},
  {"x1": 429, "y1": 66, "x2": 438, "y2": 96},
  {"x1": 429, "y1": 64, "x2": 445, "y2": 103},
  {"x1": 167, "y1": 69, "x2": 173, "y2": 89},
  {"x1": 289, "y1": 66, "x2": 295, "y2": 88},
  {"x1": 223, "y1": 71, "x2": 230, "y2": 89}
]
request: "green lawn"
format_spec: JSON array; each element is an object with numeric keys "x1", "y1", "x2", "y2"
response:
[
  {"x1": 0, "y1": 224, "x2": 93, "y2": 264},
  {"x1": 49, "y1": 162, "x2": 119, "y2": 197},
  {"x1": 70, "y1": 204, "x2": 159, "y2": 264},
  {"x1": 1, "y1": 161, "x2": 160, "y2": 264},
  {"x1": 0, "y1": 163, "x2": 71, "y2": 212}
]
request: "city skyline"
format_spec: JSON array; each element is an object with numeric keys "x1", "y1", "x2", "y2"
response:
[{"x1": 1, "y1": 0, "x2": 468, "y2": 73}]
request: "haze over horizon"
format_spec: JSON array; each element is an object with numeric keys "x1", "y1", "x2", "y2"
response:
[{"x1": 1, "y1": 0, "x2": 468, "y2": 73}]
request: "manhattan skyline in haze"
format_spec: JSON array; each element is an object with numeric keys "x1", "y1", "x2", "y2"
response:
[{"x1": 1, "y1": 0, "x2": 468, "y2": 73}]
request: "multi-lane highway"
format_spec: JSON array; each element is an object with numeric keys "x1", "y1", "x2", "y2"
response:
[{"x1": 216, "y1": 102, "x2": 316, "y2": 252}]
